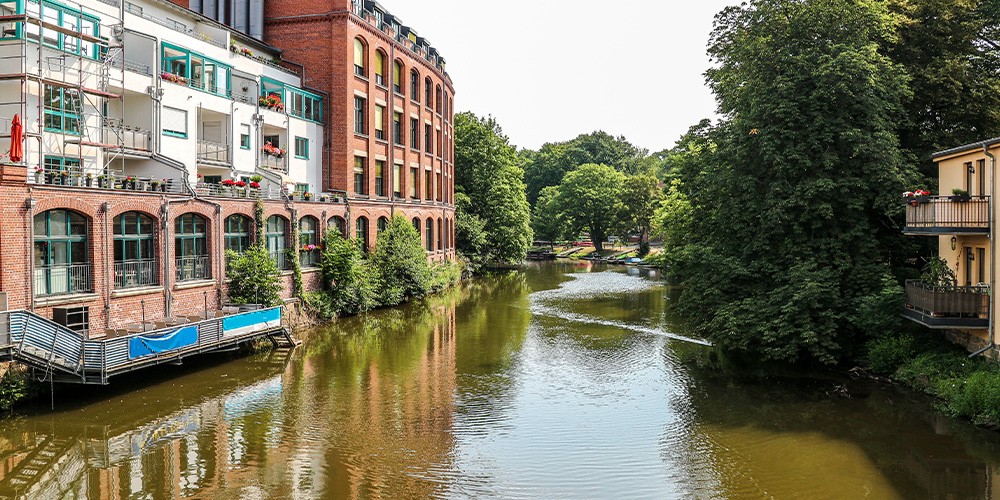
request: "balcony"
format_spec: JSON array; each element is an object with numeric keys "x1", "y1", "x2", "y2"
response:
[
  {"x1": 175, "y1": 256, "x2": 211, "y2": 282},
  {"x1": 904, "y1": 196, "x2": 990, "y2": 235},
  {"x1": 197, "y1": 140, "x2": 231, "y2": 165},
  {"x1": 261, "y1": 153, "x2": 287, "y2": 172},
  {"x1": 903, "y1": 280, "x2": 989, "y2": 329},
  {"x1": 34, "y1": 264, "x2": 93, "y2": 298},
  {"x1": 114, "y1": 259, "x2": 158, "y2": 290}
]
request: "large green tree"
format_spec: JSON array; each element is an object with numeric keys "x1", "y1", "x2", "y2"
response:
[
  {"x1": 553, "y1": 163, "x2": 625, "y2": 252},
  {"x1": 531, "y1": 185, "x2": 562, "y2": 245},
  {"x1": 670, "y1": 0, "x2": 918, "y2": 365},
  {"x1": 454, "y1": 112, "x2": 533, "y2": 265},
  {"x1": 522, "y1": 132, "x2": 648, "y2": 205},
  {"x1": 617, "y1": 173, "x2": 663, "y2": 255},
  {"x1": 372, "y1": 215, "x2": 431, "y2": 305}
]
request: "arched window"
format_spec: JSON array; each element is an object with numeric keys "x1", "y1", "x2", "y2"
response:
[
  {"x1": 393, "y1": 60, "x2": 403, "y2": 94},
  {"x1": 410, "y1": 69, "x2": 419, "y2": 101},
  {"x1": 266, "y1": 215, "x2": 288, "y2": 270},
  {"x1": 435, "y1": 85, "x2": 442, "y2": 114},
  {"x1": 377, "y1": 216, "x2": 389, "y2": 233},
  {"x1": 33, "y1": 209, "x2": 89, "y2": 296},
  {"x1": 424, "y1": 77, "x2": 432, "y2": 106},
  {"x1": 175, "y1": 213, "x2": 209, "y2": 282},
  {"x1": 353, "y1": 38, "x2": 366, "y2": 76},
  {"x1": 328, "y1": 216, "x2": 347, "y2": 238},
  {"x1": 224, "y1": 215, "x2": 251, "y2": 254},
  {"x1": 356, "y1": 216, "x2": 369, "y2": 252},
  {"x1": 443, "y1": 218, "x2": 449, "y2": 250},
  {"x1": 425, "y1": 217, "x2": 434, "y2": 251},
  {"x1": 299, "y1": 216, "x2": 319, "y2": 268},
  {"x1": 374, "y1": 50, "x2": 386, "y2": 85},
  {"x1": 437, "y1": 218, "x2": 443, "y2": 250},
  {"x1": 412, "y1": 217, "x2": 420, "y2": 234},
  {"x1": 114, "y1": 211, "x2": 156, "y2": 289}
]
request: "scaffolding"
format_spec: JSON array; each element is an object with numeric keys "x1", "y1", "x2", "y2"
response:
[{"x1": 0, "y1": 0, "x2": 129, "y2": 178}]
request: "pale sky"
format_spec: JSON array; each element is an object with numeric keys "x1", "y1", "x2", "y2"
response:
[{"x1": 384, "y1": 1, "x2": 742, "y2": 153}]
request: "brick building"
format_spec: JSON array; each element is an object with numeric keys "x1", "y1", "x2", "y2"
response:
[{"x1": 0, "y1": 0, "x2": 455, "y2": 336}]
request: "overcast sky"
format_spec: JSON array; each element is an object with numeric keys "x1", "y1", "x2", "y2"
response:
[{"x1": 384, "y1": 0, "x2": 741, "y2": 153}]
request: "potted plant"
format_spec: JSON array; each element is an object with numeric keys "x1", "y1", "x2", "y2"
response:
[
  {"x1": 33, "y1": 167, "x2": 43, "y2": 184},
  {"x1": 951, "y1": 188, "x2": 971, "y2": 202},
  {"x1": 303, "y1": 192, "x2": 313, "y2": 201},
  {"x1": 250, "y1": 174, "x2": 263, "y2": 183},
  {"x1": 84, "y1": 173, "x2": 93, "y2": 187},
  {"x1": 123, "y1": 176, "x2": 135, "y2": 190},
  {"x1": 151, "y1": 179, "x2": 161, "y2": 191},
  {"x1": 903, "y1": 189, "x2": 931, "y2": 206},
  {"x1": 159, "y1": 179, "x2": 168, "y2": 192}
]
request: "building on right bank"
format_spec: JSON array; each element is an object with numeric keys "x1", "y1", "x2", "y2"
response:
[{"x1": 902, "y1": 139, "x2": 998, "y2": 357}]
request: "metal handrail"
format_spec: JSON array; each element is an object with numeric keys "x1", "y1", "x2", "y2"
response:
[
  {"x1": 904, "y1": 195, "x2": 990, "y2": 230},
  {"x1": 905, "y1": 280, "x2": 990, "y2": 317},
  {"x1": 34, "y1": 263, "x2": 93, "y2": 297},
  {"x1": 175, "y1": 256, "x2": 211, "y2": 282},
  {"x1": 113, "y1": 259, "x2": 159, "y2": 289},
  {"x1": 197, "y1": 140, "x2": 231, "y2": 164}
]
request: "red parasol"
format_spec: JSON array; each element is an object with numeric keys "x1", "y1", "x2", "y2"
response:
[{"x1": 9, "y1": 114, "x2": 23, "y2": 163}]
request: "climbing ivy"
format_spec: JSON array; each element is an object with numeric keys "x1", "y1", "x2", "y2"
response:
[{"x1": 253, "y1": 199, "x2": 265, "y2": 247}]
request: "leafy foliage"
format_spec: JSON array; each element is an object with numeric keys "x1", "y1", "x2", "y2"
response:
[
  {"x1": 530, "y1": 186, "x2": 562, "y2": 244},
  {"x1": 455, "y1": 191, "x2": 488, "y2": 268},
  {"x1": 315, "y1": 230, "x2": 380, "y2": 316},
  {"x1": 454, "y1": 112, "x2": 533, "y2": 265},
  {"x1": 372, "y1": 215, "x2": 431, "y2": 304},
  {"x1": 617, "y1": 173, "x2": 663, "y2": 255},
  {"x1": 552, "y1": 164, "x2": 625, "y2": 252},
  {"x1": 522, "y1": 131, "x2": 649, "y2": 205},
  {"x1": 225, "y1": 246, "x2": 283, "y2": 307},
  {"x1": 666, "y1": 0, "x2": 918, "y2": 364}
]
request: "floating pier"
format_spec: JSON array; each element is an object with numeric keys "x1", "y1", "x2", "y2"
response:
[{"x1": 0, "y1": 306, "x2": 296, "y2": 385}]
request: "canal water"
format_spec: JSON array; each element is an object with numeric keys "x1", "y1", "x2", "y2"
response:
[{"x1": 2, "y1": 262, "x2": 1000, "y2": 498}]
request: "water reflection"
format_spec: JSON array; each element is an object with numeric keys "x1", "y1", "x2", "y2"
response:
[{"x1": 0, "y1": 264, "x2": 999, "y2": 498}]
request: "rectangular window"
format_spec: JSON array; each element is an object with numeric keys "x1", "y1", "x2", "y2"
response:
[
  {"x1": 411, "y1": 74, "x2": 419, "y2": 102},
  {"x1": 393, "y1": 163, "x2": 402, "y2": 198},
  {"x1": 263, "y1": 134, "x2": 279, "y2": 149},
  {"x1": 43, "y1": 155, "x2": 81, "y2": 175},
  {"x1": 354, "y1": 156, "x2": 366, "y2": 195},
  {"x1": 160, "y1": 43, "x2": 231, "y2": 96},
  {"x1": 375, "y1": 160, "x2": 385, "y2": 197},
  {"x1": 240, "y1": 124, "x2": 250, "y2": 149},
  {"x1": 425, "y1": 170, "x2": 432, "y2": 200},
  {"x1": 978, "y1": 159, "x2": 986, "y2": 196},
  {"x1": 965, "y1": 247, "x2": 974, "y2": 285},
  {"x1": 410, "y1": 118, "x2": 419, "y2": 149},
  {"x1": 42, "y1": 85, "x2": 80, "y2": 134},
  {"x1": 296, "y1": 182, "x2": 310, "y2": 194},
  {"x1": 410, "y1": 167, "x2": 418, "y2": 198},
  {"x1": 437, "y1": 172, "x2": 443, "y2": 201},
  {"x1": 966, "y1": 162, "x2": 974, "y2": 193},
  {"x1": 354, "y1": 97, "x2": 366, "y2": 135},
  {"x1": 393, "y1": 112, "x2": 403, "y2": 145},
  {"x1": 425, "y1": 81, "x2": 432, "y2": 106},
  {"x1": 979, "y1": 248, "x2": 986, "y2": 283},
  {"x1": 162, "y1": 106, "x2": 187, "y2": 138},
  {"x1": 424, "y1": 123, "x2": 432, "y2": 154},
  {"x1": 374, "y1": 105, "x2": 385, "y2": 140},
  {"x1": 294, "y1": 136, "x2": 308, "y2": 159},
  {"x1": 436, "y1": 129, "x2": 442, "y2": 157}
]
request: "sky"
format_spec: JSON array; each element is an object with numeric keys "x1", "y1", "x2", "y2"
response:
[{"x1": 384, "y1": 0, "x2": 742, "y2": 153}]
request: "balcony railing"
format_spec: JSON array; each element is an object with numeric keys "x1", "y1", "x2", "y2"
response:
[
  {"x1": 261, "y1": 154, "x2": 287, "y2": 172},
  {"x1": 34, "y1": 263, "x2": 92, "y2": 297},
  {"x1": 175, "y1": 256, "x2": 211, "y2": 282},
  {"x1": 114, "y1": 259, "x2": 159, "y2": 290},
  {"x1": 903, "y1": 280, "x2": 990, "y2": 329},
  {"x1": 904, "y1": 196, "x2": 990, "y2": 234},
  {"x1": 102, "y1": 121, "x2": 152, "y2": 151},
  {"x1": 194, "y1": 182, "x2": 285, "y2": 200},
  {"x1": 198, "y1": 140, "x2": 231, "y2": 164}
]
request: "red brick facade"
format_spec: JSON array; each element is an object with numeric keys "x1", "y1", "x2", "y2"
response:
[{"x1": 0, "y1": 164, "x2": 454, "y2": 335}]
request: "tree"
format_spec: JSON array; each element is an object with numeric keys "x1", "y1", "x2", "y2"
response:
[
  {"x1": 667, "y1": 0, "x2": 917, "y2": 364},
  {"x1": 531, "y1": 185, "x2": 562, "y2": 246},
  {"x1": 316, "y1": 230, "x2": 379, "y2": 315},
  {"x1": 372, "y1": 215, "x2": 431, "y2": 305},
  {"x1": 225, "y1": 246, "x2": 283, "y2": 306},
  {"x1": 454, "y1": 112, "x2": 533, "y2": 265},
  {"x1": 454, "y1": 191, "x2": 488, "y2": 266},
  {"x1": 523, "y1": 131, "x2": 649, "y2": 205},
  {"x1": 553, "y1": 163, "x2": 625, "y2": 252},
  {"x1": 617, "y1": 173, "x2": 663, "y2": 255}
]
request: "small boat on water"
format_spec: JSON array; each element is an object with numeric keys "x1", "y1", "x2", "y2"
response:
[{"x1": 526, "y1": 249, "x2": 558, "y2": 261}]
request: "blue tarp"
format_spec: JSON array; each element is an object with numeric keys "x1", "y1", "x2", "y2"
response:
[
  {"x1": 222, "y1": 308, "x2": 281, "y2": 337},
  {"x1": 128, "y1": 326, "x2": 198, "y2": 359}
]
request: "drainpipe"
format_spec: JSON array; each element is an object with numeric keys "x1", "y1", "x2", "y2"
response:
[{"x1": 975, "y1": 143, "x2": 998, "y2": 358}]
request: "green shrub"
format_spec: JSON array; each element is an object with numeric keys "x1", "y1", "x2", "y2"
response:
[
  {"x1": 429, "y1": 260, "x2": 464, "y2": 292},
  {"x1": 864, "y1": 332, "x2": 916, "y2": 375},
  {"x1": 942, "y1": 370, "x2": 1000, "y2": 426},
  {"x1": 0, "y1": 365, "x2": 36, "y2": 412},
  {"x1": 316, "y1": 230, "x2": 379, "y2": 316},
  {"x1": 225, "y1": 246, "x2": 283, "y2": 306},
  {"x1": 372, "y1": 216, "x2": 431, "y2": 304}
]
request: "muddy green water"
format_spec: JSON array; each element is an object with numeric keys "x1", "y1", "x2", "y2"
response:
[{"x1": 2, "y1": 262, "x2": 1000, "y2": 498}]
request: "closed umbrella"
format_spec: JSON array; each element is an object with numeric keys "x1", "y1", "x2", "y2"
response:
[{"x1": 9, "y1": 114, "x2": 23, "y2": 163}]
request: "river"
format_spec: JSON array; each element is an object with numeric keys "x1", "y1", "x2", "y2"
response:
[{"x1": 1, "y1": 262, "x2": 1000, "y2": 498}]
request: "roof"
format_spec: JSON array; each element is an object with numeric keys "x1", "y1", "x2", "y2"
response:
[{"x1": 933, "y1": 137, "x2": 1000, "y2": 160}]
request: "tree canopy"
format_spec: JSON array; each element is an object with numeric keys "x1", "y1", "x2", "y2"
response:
[{"x1": 552, "y1": 163, "x2": 626, "y2": 252}]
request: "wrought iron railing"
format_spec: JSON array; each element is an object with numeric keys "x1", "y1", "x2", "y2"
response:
[
  {"x1": 904, "y1": 196, "x2": 990, "y2": 232},
  {"x1": 197, "y1": 140, "x2": 231, "y2": 164},
  {"x1": 175, "y1": 256, "x2": 211, "y2": 282},
  {"x1": 905, "y1": 280, "x2": 990, "y2": 319},
  {"x1": 34, "y1": 263, "x2": 93, "y2": 297},
  {"x1": 114, "y1": 259, "x2": 158, "y2": 289}
]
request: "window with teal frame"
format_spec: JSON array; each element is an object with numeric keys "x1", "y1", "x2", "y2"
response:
[
  {"x1": 161, "y1": 42, "x2": 231, "y2": 97},
  {"x1": 294, "y1": 136, "x2": 308, "y2": 159},
  {"x1": 260, "y1": 76, "x2": 323, "y2": 122},
  {"x1": 18, "y1": 0, "x2": 100, "y2": 60},
  {"x1": 43, "y1": 155, "x2": 80, "y2": 173},
  {"x1": 43, "y1": 85, "x2": 80, "y2": 134}
]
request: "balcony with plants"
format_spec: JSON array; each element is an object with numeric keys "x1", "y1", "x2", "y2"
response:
[
  {"x1": 903, "y1": 258, "x2": 990, "y2": 329},
  {"x1": 903, "y1": 188, "x2": 989, "y2": 235}
]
